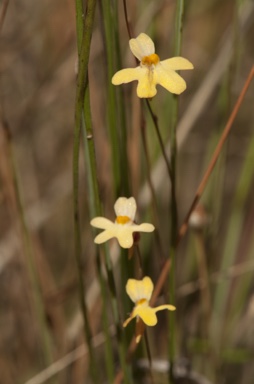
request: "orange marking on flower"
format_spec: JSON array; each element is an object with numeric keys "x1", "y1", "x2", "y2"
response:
[
  {"x1": 137, "y1": 298, "x2": 147, "y2": 305},
  {"x1": 116, "y1": 215, "x2": 131, "y2": 224},
  {"x1": 141, "y1": 53, "x2": 160, "y2": 66}
]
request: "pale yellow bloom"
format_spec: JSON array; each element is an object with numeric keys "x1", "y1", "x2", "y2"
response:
[
  {"x1": 123, "y1": 276, "x2": 176, "y2": 342},
  {"x1": 90, "y1": 197, "x2": 154, "y2": 249},
  {"x1": 112, "y1": 33, "x2": 194, "y2": 98}
]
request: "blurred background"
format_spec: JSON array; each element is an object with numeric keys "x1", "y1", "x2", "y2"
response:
[{"x1": 0, "y1": 0, "x2": 254, "y2": 383}]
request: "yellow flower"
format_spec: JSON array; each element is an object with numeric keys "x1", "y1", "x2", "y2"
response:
[
  {"x1": 123, "y1": 276, "x2": 176, "y2": 342},
  {"x1": 90, "y1": 197, "x2": 155, "y2": 249},
  {"x1": 112, "y1": 33, "x2": 193, "y2": 98}
]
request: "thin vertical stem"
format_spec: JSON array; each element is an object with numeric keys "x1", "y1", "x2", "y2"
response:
[
  {"x1": 100, "y1": 0, "x2": 121, "y2": 195},
  {"x1": 83, "y1": 51, "x2": 131, "y2": 384},
  {"x1": 75, "y1": 0, "x2": 84, "y2": 51},
  {"x1": 140, "y1": 105, "x2": 165, "y2": 261},
  {"x1": 145, "y1": 100, "x2": 172, "y2": 181},
  {"x1": 122, "y1": 0, "x2": 133, "y2": 40},
  {"x1": 169, "y1": 1, "x2": 185, "y2": 379},
  {"x1": 194, "y1": 230, "x2": 212, "y2": 337},
  {"x1": 82, "y1": 109, "x2": 115, "y2": 381},
  {"x1": 121, "y1": 1, "x2": 170, "y2": 246},
  {"x1": 99, "y1": 4, "x2": 132, "y2": 379},
  {"x1": 143, "y1": 330, "x2": 155, "y2": 384},
  {"x1": 113, "y1": 0, "x2": 130, "y2": 196},
  {"x1": 135, "y1": 245, "x2": 143, "y2": 278},
  {"x1": 74, "y1": 0, "x2": 99, "y2": 382},
  {"x1": 95, "y1": 251, "x2": 115, "y2": 382},
  {"x1": 83, "y1": 91, "x2": 101, "y2": 216}
]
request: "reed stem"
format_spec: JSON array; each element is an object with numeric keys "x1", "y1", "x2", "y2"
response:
[
  {"x1": 74, "y1": 0, "x2": 99, "y2": 381},
  {"x1": 168, "y1": 1, "x2": 185, "y2": 379}
]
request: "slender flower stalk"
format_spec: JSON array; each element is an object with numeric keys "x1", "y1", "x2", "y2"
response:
[
  {"x1": 82, "y1": 99, "x2": 115, "y2": 381},
  {"x1": 122, "y1": 0, "x2": 133, "y2": 40},
  {"x1": 168, "y1": 2, "x2": 185, "y2": 378},
  {"x1": 112, "y1": 0, "x2": 131, "y2": 197},
  {"x1": 80, "y1": 13, "x2": 132, "y2": 379},
  {"x1": 83, "y1": 66, "x2": 132, "y2": 384},
  {"x1": 74, "y1": 0, "x2": 99, "y2": 382},
  {"x1": 140, "y1": 106, "x2": 166, "y2": 261},
  {"x1": 123, "y1": 0, "x2": 167, "y2": 262},
  {"x1": 100, "y1": 11, "x2": 132, "y2": 367},
  {"x1": 100, "y1": 0, "x2": 121, "y2": 194},
  {"x1": 145, "y1": 100, "x2": 172, "y2": 181}
]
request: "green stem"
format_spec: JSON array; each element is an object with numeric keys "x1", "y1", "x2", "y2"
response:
[
  {"x1": 82, "y1": 41, "x2": 131, "y2": 384},
  {"x1": 100, "y1": 3, "x2": 133, "y2": 380},
  {"x1": 169, "y1": 0, "x2": 185, "y2": 379},
  {"x1": 144, "y1": 330, "x2": 154, "y2": 383},
  {"x1": 145, "y1": 100, "x2": 172, "y2": 181},
  {"x1": 140, "y1": 104, "x2": 165, "y2": 261},
  {"x1": 113, "y1": 0, "x2": 130, "y2": 196},
  {"x1": 82, "y1": 105, "x2": 115, "y2": 381},
  {"x1": 74, "y1": 0, "x2": 99, "y2": 382},
  {"x1": 96, "y1": 251, "x2": 115, "y2": 382},
  {"x1": 100, "y1": 5, "x2": 131, "y2": 377},
  {"x1": 75, "y1": 0, "x2": 84, "y2": 51},
  {"x1": 100, "y1": 0, "x2": 121, "y2": 195},
  {"x1": 83, "y1": 90, "x2": 101, "y2": 216},
  {"x1": 104, "y1": 246, "x2": 131, "y2": 384}
]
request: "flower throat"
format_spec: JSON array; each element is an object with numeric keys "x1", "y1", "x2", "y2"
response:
[{"x1": 141, "y1": 53, "x2": 160, "y2": 66}]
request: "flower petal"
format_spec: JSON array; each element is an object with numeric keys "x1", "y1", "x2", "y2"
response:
[
  {"x1": 90, "y1": 217, "x2": 114, "y2": 229},
  {"x1": 126, "y1": 276, "x2": 154, "y2": 303},
  {"x1": 155, "y1": 64, "x2": 187, "y2": 95},
  {"x1": 140, "y1": 276, "x2": 154, "y2": 301},
  {"x1": 126, "y1": 279, "x2": 140, "y2": 303},
  {"x1": 114, "y1": 197, "x2": 136, "y2": 220},
  {"x1": 161, "y1": 57, "x2": 194, "y2": 70},
  {"x1": 117, "y1": 229, "x2": 134, "y2": 248},
  {"x1": 154, "y1": 304, "x2": 176, "y2": 313},
  {"x1": 137, "y1": 69, "x2": 157, "y2": 98},
  {"x1": 112, "y1": 67, "x2": 141, "y2": 85},
  {"x1": 131, "y1": 223, "x2": 155, "y2": 233},
  {"x1": 94, "y1": 230, "x2": 114, "y2": 244},
  {"x1": 129, "y1": 33, "x2": 155, "y2": 61},
  {"x1": 134, "y1": 306, "x2": 157, "y2": 326}
]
